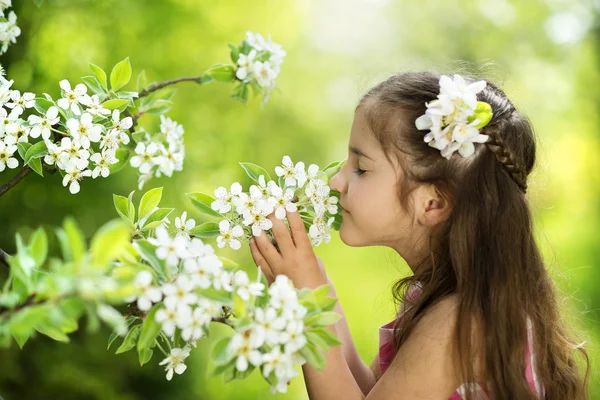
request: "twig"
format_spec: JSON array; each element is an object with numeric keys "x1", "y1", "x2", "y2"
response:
[
  {"x1": 0, "y1": 164, "x2": 58, "y2": 199},
  {"x1": 0, "y1": 166, "x2": 33, "y2": 197},
  {"x1": 0, "y1": 248, "x2": 9, "y2": 268},
  {"x1": 138, "y1": 76, "x2": 204, "y2": 98}
]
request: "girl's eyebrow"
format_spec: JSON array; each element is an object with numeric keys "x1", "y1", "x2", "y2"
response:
[{"x1": 350, "y1": 145, "x2": 375, "y2": 161}]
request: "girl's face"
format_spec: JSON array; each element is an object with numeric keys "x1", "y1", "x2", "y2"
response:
[{"x1": 330, "y1": 108, "x2": 419, "y2": 255}]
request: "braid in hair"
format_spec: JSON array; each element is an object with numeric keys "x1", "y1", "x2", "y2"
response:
[{"x1": 484, "y1": 124, "x2": 528, "y2": 193}]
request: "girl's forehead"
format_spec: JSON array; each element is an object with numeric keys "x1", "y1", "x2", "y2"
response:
[{"x1": 349, "y1": 110, "x2": 381, "y2": 158}]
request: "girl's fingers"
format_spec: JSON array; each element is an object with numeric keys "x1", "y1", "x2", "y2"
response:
[
  {"x1": 250, "y1": 237, "x2": 274, "y2": 283},
  {"x1": 286, "y1": 210, "x2": 311, "y2": 250},
  {"x1": 254, "y1": 230, "x2": 282, "y2": 271},
  {"x1": 268, "y1": 214, "x2": 295, "y2": 255}
]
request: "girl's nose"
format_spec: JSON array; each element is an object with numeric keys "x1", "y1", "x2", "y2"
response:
[{"x1": 330, "y1": 171, "x2": 344, "y2": 193}]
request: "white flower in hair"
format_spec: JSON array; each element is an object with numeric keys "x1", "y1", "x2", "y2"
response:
[{"x1": 415, "y1": 74, "x2": 493, "y2": 159}]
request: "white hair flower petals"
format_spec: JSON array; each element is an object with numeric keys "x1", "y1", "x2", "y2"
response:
[{"x1": 415, "y1": 74, "x2": 493, "y2": 159}]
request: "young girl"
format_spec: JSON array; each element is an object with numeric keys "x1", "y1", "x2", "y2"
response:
[{"x1": 249, "y1": 71, "x2": 590, "y2": 399}]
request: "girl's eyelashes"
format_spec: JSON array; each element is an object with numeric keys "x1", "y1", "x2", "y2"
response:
[{"x1": 354, "y1": 167, "x2": 366, "y2": 176}]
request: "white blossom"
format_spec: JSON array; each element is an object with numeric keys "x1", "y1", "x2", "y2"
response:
[
  {"x1": 61, "y1": 159, "x2": 92, "y2": 194},
  {"x1": 236, "y1": 49, "x2": 257, "y2": 81},
  {"x1": 211, "y1": 182, "x2": 243, "y2": 214},
  {"x1": 233, "y1": 270, "x2": 265, "y2": 301},
  {"x1": 0, "y1": 140, "x2": 18, "y2": 171},
  {"x1": 57, "y1": 79, "x2": 91, "y2": 115},
  {"x1": 228, "y1": 330, "x2": 264, "y2": 372},
  {"x1": 174, "y1": 211, "x2": 196, "y2": 239},
  {"x1": 148, "y1": 225, "x2": 190, "y2": 267},
  {"x1": 162, "y1": 275, "x2": 198, "y2": 310},
  {"x1": 159, "y1": 346, "x2": 191, "y2": 381},
  {"x1": 242, "y1": 200, "x2": 273, "y2": 237},
  {"x1": 5, "y1": 90, "x2": 35, "y2": 117},
  {"x1": 84, "y1": 94, "x2": 110, "y2": 117},
  {"x1": 155, "y1": 305, "x2": 180, "y2": 337},
  {"x1": 28, "y1": 106, "x2": 60, "y2": 140},
  {"x1": 254, "y1": 306, "x2": 286, "y2": 346},
  {"x1": 309, "y1": 216, "x2": 334, "y2": 246},
  {"x1": 130, "y1": 142, "x2": 159, "y2": 174},
  {"x1": 90, "y1": 150, "x2": 118, "y2": 179},
  {"x1": 134, "y1": 271, "x2": 162, "y2": 311},
  {"x1": 216, "y1": 219, "x2": 244, "y2": 250},
  {"x1": 274, "y1": 155, "x2": 306, "y2": 188},
  {"x1": 269, "y1": 185, "x2": 297, "y2": 219},
  {"x1": 66, "y1": 112, "x2": 102, "y2": 149}
]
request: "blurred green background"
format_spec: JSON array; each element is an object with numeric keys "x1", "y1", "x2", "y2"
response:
[{"x1": 0, "y1": 0, "x2": 598, "y2": 398}]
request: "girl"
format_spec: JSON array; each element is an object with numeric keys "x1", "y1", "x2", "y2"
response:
[{"x1": 249, "y1": 71, "x2": 590, "y2": 399}]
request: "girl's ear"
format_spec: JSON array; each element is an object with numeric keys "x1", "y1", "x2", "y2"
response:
[{"x1": 415, "y1": 184, "x2": 452, "y2": 227}]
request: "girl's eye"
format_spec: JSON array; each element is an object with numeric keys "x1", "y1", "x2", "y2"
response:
[{"x1": 354, "y1": 168, "x2": 366, "y2": 176}]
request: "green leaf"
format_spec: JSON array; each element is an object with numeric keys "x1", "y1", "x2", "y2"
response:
[
  {"x1": 97, "y1": 304, "x2": 127, "y2": 336},
  {"x1": 101, "y1": 99, "x2": 130, "y2": 110},
  {"x1": 186, "y1": 192, "x2": 223, "y2": 218},
  {"x1": 210, "y1": 358, "x2": 236, "y2": 378},
  {"x1": 90, "y1": 219, "x2": 131, "y2": 266},
  {"x1": 9, "y1": 305, "x2": 47, "y2": 338},
  {"x1": 197, "y1": 287, "x2": 233, "y2": 307},
  {"x1": 189, "y1": 222, "x2": 220, "y2": 238},
  {"x1": 468, "y1": 101, "x2": 494, "y2": 129},
  {"x1": 29, "y1": 227, "x2": 48, "y2": 269},
  {"x1": 238, "y1": 162, "x2": 271, "y2": 183},
  {"x1": 33, "y1": 97, "x2": 55, "y2": 115},
  {"x1": 299, "y1": 342, "x2": 325, "y2": 370},
  {"x1": 108, "y1": 149, "x2": 131, "y2": 174},
  {"x1": 199, "y1": 75, "x2": 214, "y2": 85},
  {"x1": 81, "y1": 76, "x2": 105, "y2": 96},
  {"x1": 89, "y1": 63, "x2": 108, "y2": 89},
  {"x1": 320, "y1": 296, "x2": 338, "y2": 312},
  {"x1": 137, "y1": 304, "x2": 162, "y2": 351},
  {"x1": 138, "y1": 347, "x2": 153, "y2": 366},
  {"x1": 24, "y1": 141, "x2": 48, "y2": 165},
  {"x1": 29, "y1": 158, "x2": 44, "y2": 177},
  {"x1": 108, "y1": 315, "x2": 137, "y2": 350},
  {"x1": 35, "y1": 323, "x2": 70, "y2": 342},
  {"x1": 204, "y1": 64, "x2": 235, "y2": 83},
  {"x1": 32, "y1": 0, "x2": 44, "y2": 7},
  {"x1": 116, "y1": 324, "x2": 141, "y2": 354},
  {"x1": 133, "y1": 240, "x2": 166, "y2": 279},
  {"x1": 17, "y1": 142, "x2": 31, "y2": 160},
  {"x1": 138, "y1": 187, "x2": 163, "y2": 221},
  {"x1": 305, "y1": 311, "x2": 341, "y2": 327},
  {"x1": 110, "y1": 57, "x2": 132, "y2": 92},
  {"x1": 211, "y1": 336, "x2": 235, "y2": 366},
  {"x1": 12, "y1": 332, "x2": 29, "y2": 349},
  {"x1": 145, "y1": 99, "x2": 172, "y2": 115},
  {"x1": 234, "y1": 364, "x2": 255, "y2": 380},
  {"x1": 230, "y1": 82, "x2": 249, "y2": 104},
  {"x1": 228, "y1": 43, "x2": 240, "y2": 64},
  {"x1": 113, "y1": 194, "x2": 135, "y2": 226},
  {"x1": 55, "y1": 217, "x2": 86, "y2": 262},
  {"x1": 308, "y1": 327, "x2": 342, "y2": 347},
  {"x1": 218, "y1": 257, "x2": 239, "y2": 269},
  {"x1": 140, "y1": 208, "x2": 174, "y2": 230},
  {"x1": 136, "y1": 70, "x2": 147, "y2": 93},
  {"x1": 305, "y1": 330, "x2": 329, "y2": 350}
]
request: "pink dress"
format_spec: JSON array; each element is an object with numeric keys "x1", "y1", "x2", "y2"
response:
[{"x1": 378, "y1": 283, "x2": 545, "y2": 399}]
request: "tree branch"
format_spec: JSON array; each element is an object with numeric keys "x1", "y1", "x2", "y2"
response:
[
  {"x1": 0, "y1": 248, "x2": 9, "y2": 268},
  {"x1": 0, "y1": 164, "x2": 58, "y2": 199},
  {"x1": 0, "y1": 166, "x2": 33, "y2": 197},
  {"x1": 138, "y1": 76, "x2": 204, "y2": 98}
]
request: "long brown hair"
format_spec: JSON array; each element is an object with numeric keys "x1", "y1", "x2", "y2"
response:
[{"x1": 358, "y1": 71, "x2": 590, "y2": 399}]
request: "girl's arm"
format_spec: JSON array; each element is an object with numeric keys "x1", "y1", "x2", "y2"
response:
[
  {"x1": 327, "y1": 278, "x2": 378, "y2": 395},
  {"x1": 302, "y1": 294, "x2": 470, "y2": 399}
]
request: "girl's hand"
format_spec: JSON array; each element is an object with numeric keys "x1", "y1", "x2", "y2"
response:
[{"x1": 249, "y1": 210, "x2": 328, "y2": 290}]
